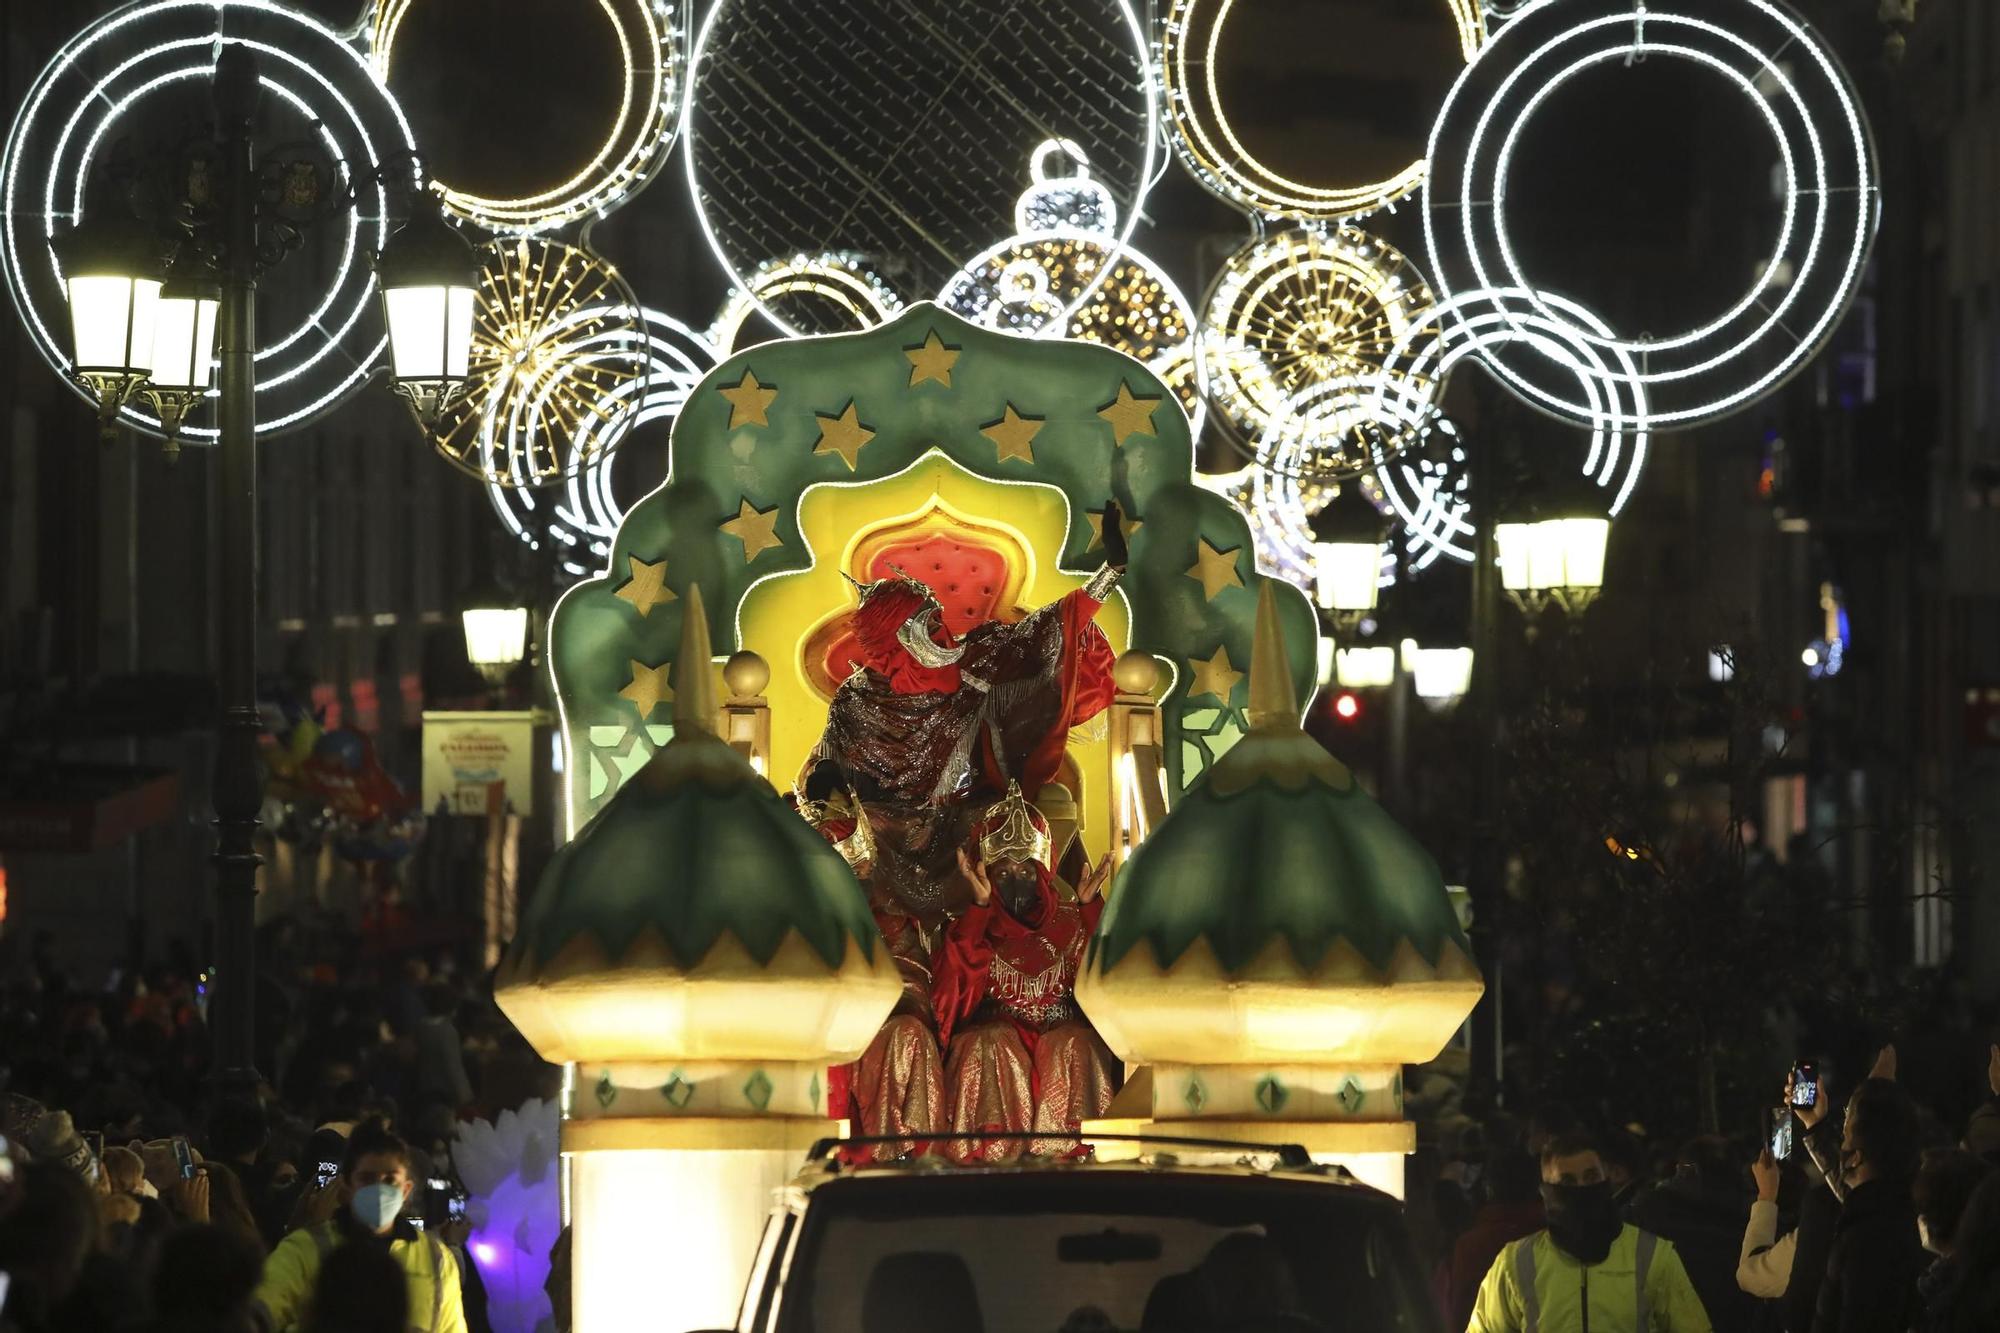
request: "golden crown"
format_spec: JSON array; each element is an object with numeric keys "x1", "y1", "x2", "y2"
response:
[{"x1": 978, "y1": 779, "x2": 1052, "y2": 870}]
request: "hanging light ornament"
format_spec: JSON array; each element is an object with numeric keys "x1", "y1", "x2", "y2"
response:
[{"x1": 938, "y1": 140, "x2": 1207, "y2": 436}]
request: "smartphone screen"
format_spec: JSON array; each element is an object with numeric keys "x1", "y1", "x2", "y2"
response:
[
  {"x1": 314, "y1": 1160, "x2": 339, "y2": 1191},
  {"x1": 1791, "y1": 1063, "x2": 1819, "y2": 1107},
  {"x1": 172, "y1": 1136, "x2": 196, "y2": 1181},
  {"x1": 447, "y1": 1192, "x2": 468, "y2": 1223},
  {"x1": 1770, "y1": 1108, "x2": 1794, "y2": 1160}
]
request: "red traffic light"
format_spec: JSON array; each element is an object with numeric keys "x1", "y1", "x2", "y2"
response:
[{"x1": 1333, "y1": 691, "x2": 1361, "y2": 721}]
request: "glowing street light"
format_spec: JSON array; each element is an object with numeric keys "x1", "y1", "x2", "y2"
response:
[
  {"x1": 461, "y1": 575, "x2": 529, "y2": 694},
  {"x1": 1495, "y1": 481, "x2": 1610, "y2": 618},
  {"x1": 53, "y1": 210, "x2": 162, "y2": 439},
  {"x1": 1335, "y1": 644, "x2": 1398, "y2": 690},
  {"x1": 1309, "y1": 482, "x2": 1388, "y2": 631},
  {"x1": 143, "y1": 255, "x2": 220, "y2": 458},
  {"x1": 1401, "y1": 638, "x2": 1475, "y2": 711},
  {"x1": 378, "y1": 194, "x2": 478, "y2": 434}
]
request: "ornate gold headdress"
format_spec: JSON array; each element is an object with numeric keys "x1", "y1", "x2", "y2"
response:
[{"x1": 979, "y1": 779, "x2": 1052, "y2": 870}]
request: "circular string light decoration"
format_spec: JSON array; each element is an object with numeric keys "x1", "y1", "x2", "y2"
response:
[
  {"x1": 685, "y1": 0, "x2": 1157, "y2": 336},
  {"x1": 939, "y1": 142, "x2": 1209, "y2": 434},
  {"x1": 434, "y1": 239, "x2": 649, "y2": 487},
  {"x1": 1423, "y1": 0, "x2": 1878, "y2": 429},
  {"x1": 366, "y1": 0, "x2": 678, "y2": 234},
  {"x1": 1, "y1": 0, "x2": 418, "y2": 442},
  {"x1": 1370, "y1": 286, "x2": 1650, "y2": 564},
  {"x1": 1201, "y1": 225, "x2": 1435, "y2": 475},
  {"x1": 1160, "y1": 0, "x2": 1486, "y2": 219},
  {"x1": 488, "y1": 307, "x2": 713, "y2": 577},
  {"x1": 706, "y1": 253, "x2": 904, "y2": 355}
]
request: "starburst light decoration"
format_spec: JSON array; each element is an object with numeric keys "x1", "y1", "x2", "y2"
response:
[
  {"x1": 434, "y1": 239, "x2": 649, "y2": 488},
  {"x1": 1201, "y1": 225, "x2": 1435, "y2": 477}
]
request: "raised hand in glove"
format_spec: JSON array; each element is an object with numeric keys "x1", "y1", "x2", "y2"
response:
[{"x1": 1101, "y1": 500, "x2": 1130, "y2": 572}]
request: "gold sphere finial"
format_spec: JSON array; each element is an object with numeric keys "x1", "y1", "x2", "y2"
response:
[
  {"x1": 723, "y1": 650, "x2": 770, "y2": 698},
  {"x1": 1113, "y1": 650, "x2": 1160, "y2": 695}
]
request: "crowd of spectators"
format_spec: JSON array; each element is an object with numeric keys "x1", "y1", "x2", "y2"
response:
[
  {"x1": 1410, "y1": 1043, "x2": 2000, "y2": 1332},
  {"x1": 0, "y1": 919, "x2": 559, "y2": 1333}
]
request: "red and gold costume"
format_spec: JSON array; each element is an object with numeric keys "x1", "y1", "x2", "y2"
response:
[
  {"x1": 931, "y1": 784, "x2": 1118, "y2": 1161},
  {"x1": 797, "y1": 564, "x2": 1119, "y2": 1155}
]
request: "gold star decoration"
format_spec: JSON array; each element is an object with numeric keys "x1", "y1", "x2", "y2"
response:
[
  {"x1": 1098, "y1": 381, "x2": 1163, "y2": 446},
  {"x1": 720, "y1": 498, "x2": 784, "y2": 562},
  {"x1": 1185, "y1": 538, "x2": 1245, "y2": 601},
  {"x1": 619, "y1": 658, "x2": 673, "y2": 720},
  {"x1": 1188, "y1": 645, "x2": 1244, "y2": 702},
  {"x1": 1084, "y1": 508, "x2": 1143, "y2": 551},
  {"x1": 981, "y1": 404, "x2": 1043, "y2": 464},
  {"x1": 813, "y1": 401, "x2": 876, "y2": 470},
  {"x1": 904, "y1": 330, "x2": 961, "y2": 387},
  {"x1": 718, "y1": 370, "x2": 779, "y2": 428},
  {"x1": 613, "y1": 555, "x2": 676, "y2": 618}
]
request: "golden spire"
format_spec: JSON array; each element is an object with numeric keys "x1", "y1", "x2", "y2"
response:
[
  {"x1": 1244, "y1": 579, "x2": 1298, "y2": 732},
  {"x1": 672, "y1": 583, "x2": 717, "y2": 737}
]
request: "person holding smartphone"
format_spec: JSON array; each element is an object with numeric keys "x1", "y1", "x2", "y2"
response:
[{"x1": 252, "y1": 1120, "x2": 468, "y2": 1333}]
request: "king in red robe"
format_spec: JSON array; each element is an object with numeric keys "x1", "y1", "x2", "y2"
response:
[
  {"x1": 934, "y1": 781, "x2": 1118, "y2": 1161},
  {"x1": 797, "y1": 504, "x2": 1128, "y2": 1153}
]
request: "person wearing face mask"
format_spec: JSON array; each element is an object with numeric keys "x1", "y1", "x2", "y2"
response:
[
  {"x1": 1467, "y1": 1131, "x2": 1712, "y2": 1333},
  {"x1": 251, "y1": 1120, "x2": 468, "y2": 1333},
  {"x1": 1807, "y1": 1078, "x2": 1925, "y2": 1333}
]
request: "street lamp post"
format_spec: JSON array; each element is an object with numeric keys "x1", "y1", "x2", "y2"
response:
[
  {"x1": 47, "y1": 44, "x2": 472, "y2": 1093},
  {"x1": 208, "y1": 45, "x2": 264, "y2": 1098}
]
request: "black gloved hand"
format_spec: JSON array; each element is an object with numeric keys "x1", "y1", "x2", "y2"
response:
[{"x1": 1101, "y1": 500, "x2": 1129, "y2": 571}]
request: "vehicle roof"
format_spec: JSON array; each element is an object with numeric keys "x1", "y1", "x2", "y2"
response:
[{"x1": 778, "y1": 1145, "x2": 1392, "y2": 1206}]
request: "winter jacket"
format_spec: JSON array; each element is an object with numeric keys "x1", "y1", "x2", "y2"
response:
[
  {"x1": 1467, "y1": 1222, "x2": 1714, "y2": 1333},
  {"x1": 1806, "y1": 1178, "x2": 1925, "y2": 1333},
  {"x1": 1449, "y1": 1201, "x2": 1547, "y2": 1331},
  {"x1": 1785, "y1": 1125, "x2": 1843, "y2": 1333},
  {"x1": 252, "y1": 1214, "x2": 467, "y2": 1333},
  {"x1": 1628, "y1": 1179, "x2": 1755, "y2": 1333}
]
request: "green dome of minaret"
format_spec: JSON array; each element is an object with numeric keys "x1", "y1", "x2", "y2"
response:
[{"x1": 496, "y1": 584, "x2": 900, "y2": 1066}]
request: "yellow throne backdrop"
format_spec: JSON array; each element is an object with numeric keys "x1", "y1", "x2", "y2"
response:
[{"x1": 736, "y1": 451, "x2": 1130, "y2": 857}]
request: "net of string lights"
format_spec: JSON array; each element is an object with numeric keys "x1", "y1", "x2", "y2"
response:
[{"x1": 684, "y1": 0, "x2": 1157, "y2": 336}]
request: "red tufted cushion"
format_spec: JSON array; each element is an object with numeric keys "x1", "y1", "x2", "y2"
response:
[
  {"x1": 865, "y1": 534, "x2": 1009, "y2": 635},
  {"x1": 818, "y1": 531, "x2": 1020, "y2": 687}
]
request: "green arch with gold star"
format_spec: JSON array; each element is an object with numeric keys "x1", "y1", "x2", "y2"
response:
[{"x1": 547, "y1": 302, "x2": 1318, "y2": 835}]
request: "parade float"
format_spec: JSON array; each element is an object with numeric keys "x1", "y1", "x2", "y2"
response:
[{"x1": 496, "y1": 305, "x2": 1480, "y2": 1331}]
